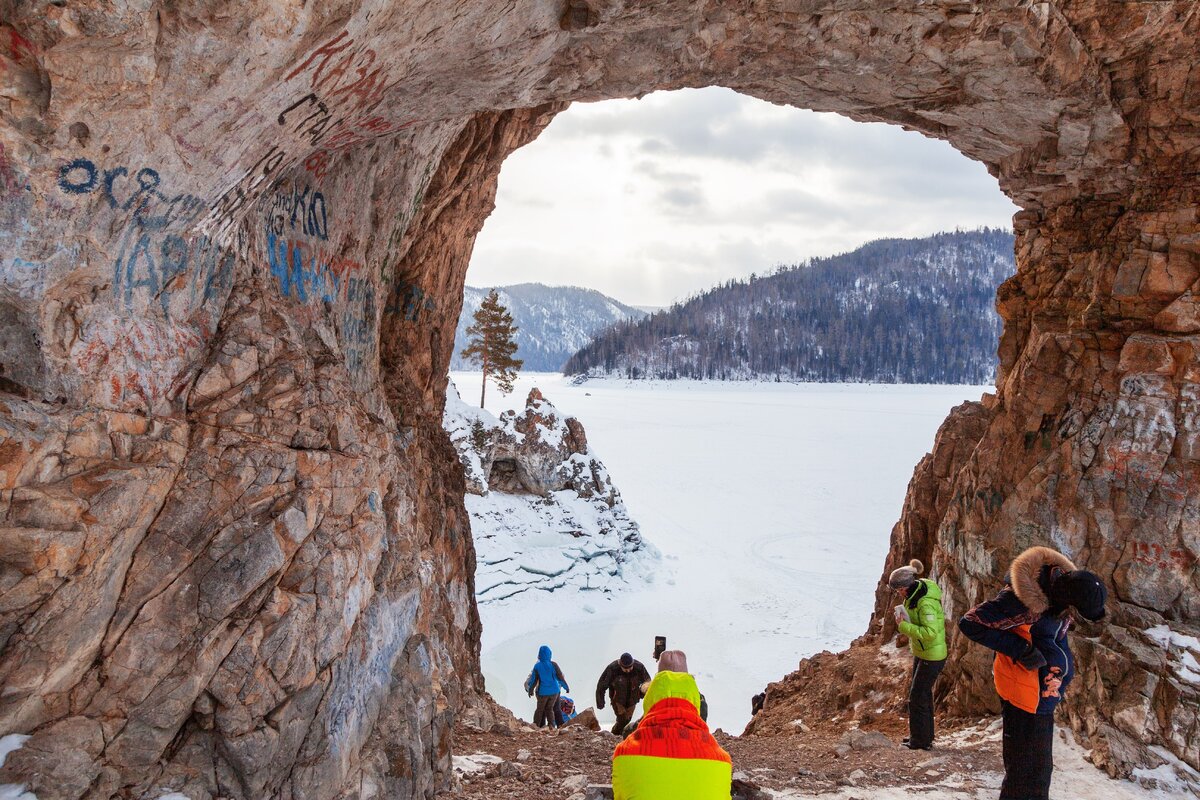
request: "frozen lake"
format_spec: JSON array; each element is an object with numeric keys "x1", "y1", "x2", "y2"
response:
[{"x1": 450, "y1": 372, "x2": 987, "y2": 734}]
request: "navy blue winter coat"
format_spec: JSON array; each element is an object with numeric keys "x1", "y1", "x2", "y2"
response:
[
  {"x1": 525, "y1": 645, "x2": 569, "y2": 697},
  {"x1": 958, "y1": 547, "x2": 1077, "y2": 715}
]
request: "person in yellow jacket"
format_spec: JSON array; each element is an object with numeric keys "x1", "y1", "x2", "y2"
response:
[{"x1": 611, "y1": 650, "x2": 732, "y2": 800}]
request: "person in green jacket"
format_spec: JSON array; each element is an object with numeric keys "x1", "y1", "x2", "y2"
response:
[{"x1": 889, "y1": 558, "x2": 947, "y2": 750}]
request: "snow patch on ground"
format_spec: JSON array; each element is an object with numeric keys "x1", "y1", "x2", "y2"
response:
[
  {"x1": 452, "y1": 753, "x2": 504, "y2": 775},
  {"x1": 0, "y1": 737, "x2": 28, "y2": 770},
  {"x1": 766, "y1": 724, "x2": 1192, "y2": 799},
  {"x1": 1144, "y1": 624, "x2": 1200, "y2": 685},
  {"x1": 0, "y1": 788, "x2": 37, "y2": 800},
  {"x1": 0, "y1": 736, "x2": 34, "y2": 800}
]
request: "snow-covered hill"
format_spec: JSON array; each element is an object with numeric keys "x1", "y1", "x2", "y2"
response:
[
  {"x1": 451, "y1": 283, "x2": 645, "y2": 372},
  {"x1": 443, "y1": 382, "x2": 656, "y2": 605},
  {"x1": 564, "y1": 228, "x2": 1015, "y2": 384}
]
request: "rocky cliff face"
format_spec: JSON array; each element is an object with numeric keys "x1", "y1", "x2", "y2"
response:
[{"x1": 1, "y1": 2, "x2": 1199, "y2": 797}]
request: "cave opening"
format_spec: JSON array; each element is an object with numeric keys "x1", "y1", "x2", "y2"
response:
[
  {"x1": 1, "y1": 5, "x2": 1197, "y2": 797},
  {"x1": 451, "y1": 88, "x2": 1018, "y2": 734}
]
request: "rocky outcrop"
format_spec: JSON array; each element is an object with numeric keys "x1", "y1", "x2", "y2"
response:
[
  {"x1": 446, "y1": 386, "x2": 614, "y2": 503},
  {"x1": 443, "y1": 384, "x2": 654, "y2": 604},
  {"x1": 1, "y1": 1, "x2": 1200, "y2": 797}
]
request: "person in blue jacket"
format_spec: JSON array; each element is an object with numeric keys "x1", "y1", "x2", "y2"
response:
[{"x1": 524, "y1": 645, "x2": 570, "y2": 728}]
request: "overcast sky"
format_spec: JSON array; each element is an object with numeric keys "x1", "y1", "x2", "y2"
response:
[{"x1": 467, "y1": 88, "x2": 1018, "y2": 308}]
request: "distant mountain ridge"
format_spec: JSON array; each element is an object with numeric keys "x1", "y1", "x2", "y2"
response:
[
  {"x1": 564, "y1": 228, "x2": 1016, "y2": 384},
  {"x1": 451, "y1": 283, "x2": 646, "y2": 372}
]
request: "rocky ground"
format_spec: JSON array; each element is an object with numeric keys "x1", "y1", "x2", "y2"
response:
[
  {"x1": 442, "y1": 644, "x2": 1197, "y2": 799},
  {"x1": 446, "y1": 715, "x2": 1006, "y2": 800}
]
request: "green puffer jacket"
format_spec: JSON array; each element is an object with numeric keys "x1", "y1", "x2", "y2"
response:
[{"x1": 898, "y1": 578, "x2": 947, "y2": 661}]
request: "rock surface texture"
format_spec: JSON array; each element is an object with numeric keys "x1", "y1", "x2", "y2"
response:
[{"x1": 1, "y1": 1, "x2": 1199, "y2": 797}]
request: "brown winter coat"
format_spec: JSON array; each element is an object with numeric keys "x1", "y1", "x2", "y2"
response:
[{"x1": 597, "y1": 659, "x2": 651, "y2": 708}]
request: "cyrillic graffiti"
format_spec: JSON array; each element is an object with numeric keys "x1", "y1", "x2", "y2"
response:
[
  {"x1": 343, "y1": 277, "x2": 377, "y2": 375},
  {"x1": 207, "y1": 29, "x2": 416, "y2": 236},
  {"x1": 267, "y1": 182, "x2": 328, "y2": 240},
  {"x1": 265, "y1": 233, "x2": 357, "y2": 304},
  {"x1": 285, "y1": 30, "x2": 393, "y2": 113},
  {"x1": 113, "y1": 231, "x2": 234, "y2": 315},
  {"x1": 56, "y1": 158, "x2": 234, "y2": 318}
]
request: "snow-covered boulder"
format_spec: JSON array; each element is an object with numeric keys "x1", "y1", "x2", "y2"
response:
[{"x1": 443, "y1": 383, "x2": 656, "y2": 604}]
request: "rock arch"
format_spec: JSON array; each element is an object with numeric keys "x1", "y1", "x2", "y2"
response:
[{"x1": 0, "y1": 2, "x2": 1196, "y2": 796}]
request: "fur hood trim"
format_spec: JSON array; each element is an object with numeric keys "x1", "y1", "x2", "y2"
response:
[{"x1": 1009, "y1": 546, "x2": 1076, "y2": 614}]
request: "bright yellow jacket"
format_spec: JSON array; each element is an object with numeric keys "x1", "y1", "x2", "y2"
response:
[{"x1": 611, "y1": 671, "x2": 732, "y2": 800}]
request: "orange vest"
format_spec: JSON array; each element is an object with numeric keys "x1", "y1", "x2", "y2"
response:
[{"x1": 991, "y1": 624, "x2": 1041, "y2": 713}]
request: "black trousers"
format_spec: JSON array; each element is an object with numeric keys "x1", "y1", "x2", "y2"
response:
[
  {"x1": 908, "y1": 657, "x2": 945, "y2": 748},
  {"x1": 1000, "y1": 700, "x2": 1055, "y2": 800},
  {"x1": 534, "y1": 693, "x2": 560, "y2": 728}
]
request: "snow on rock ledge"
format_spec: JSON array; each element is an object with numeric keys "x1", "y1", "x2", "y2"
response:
[{"x1": 444, "y1": 384, "x2": 656, "y2": 603}]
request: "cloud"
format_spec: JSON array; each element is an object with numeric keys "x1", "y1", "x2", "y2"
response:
[
  {"x1": 470, "y1": 87, "x2": 1018, "y2": 307},
  {"x1": 658, "y1": 186, "x2": 707, "y2": 211}
]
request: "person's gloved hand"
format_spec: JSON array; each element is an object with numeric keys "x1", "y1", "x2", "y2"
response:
[
  {"x1": 1017, "y1": 644, "x2": 1047, "y2": 671},
  {"x1": 597, "y1": 699, "x2": 605, "y2": 710},
  {"x1": 527, "y1": 689, "x2": 534, "y2": 698}
]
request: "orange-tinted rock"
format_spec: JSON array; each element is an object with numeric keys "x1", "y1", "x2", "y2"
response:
[{"x1": 1, "y1": 2, "x2": 1199, "y2": 797}]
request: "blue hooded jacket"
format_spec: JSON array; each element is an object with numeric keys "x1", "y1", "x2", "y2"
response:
[{"x1": 525, "y1": 645, "x2": 569, "y2": 697}]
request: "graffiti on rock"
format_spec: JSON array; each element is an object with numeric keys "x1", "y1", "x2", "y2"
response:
[
  {"x1": 1, "y1": 26, "x2": 38, "y2": 68},
  {"x1": 264, "y1": 232, "x2": 377, "y2": 378},
  {"x1": 267, "y1": 182, "x2": 329, "y2": 240},
  {"x1": 342, "y1": 277, "x2": 377, "y2": 376},
  {"x1": 208, "y1": 30, "x2": 416, "y2": 236},
  {"x1": 385, "y1": 281, "x2": 436, "y2": 324},
  {"x1": 71, "y1": 317, "x2": 206, "y2": 408},
  {"x1": 265, "y1": 233, "x2": 357, "y2": 304},
  {"x1": 1101, "y1": 446, "x2": 1190, "y2": 507},
  {"x1": 286, "y1": 30, "x2": 394, "y2": 113},
  {"x1": 56, "y1": 158, "x2": 235, "y2": 321},
  {"x1": 113, "y1": 231, "x2": 235, "y2": 317},
  {"x1": 1131, "y1": 540, "x2": 1195, "y2": 571},
  {"x1": 209, "y1": 144, "x2": 289, "y2": 239}
]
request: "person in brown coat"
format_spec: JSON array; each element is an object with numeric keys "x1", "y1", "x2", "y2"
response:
[{"x1": 596, "y1": 652, "x2": 651, "y2": 735}]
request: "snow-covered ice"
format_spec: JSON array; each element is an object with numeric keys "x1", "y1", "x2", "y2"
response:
[
  {"x1": 761, "y1": 723, "x2": 1192, "y2": 799},
  {"x1": 454, "y1": 372, "x2": 988, "y2": 734}
]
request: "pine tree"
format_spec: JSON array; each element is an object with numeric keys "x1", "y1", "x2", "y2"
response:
[{"x1": 461, "y1": 289, "x2": 523, "y2": 407}]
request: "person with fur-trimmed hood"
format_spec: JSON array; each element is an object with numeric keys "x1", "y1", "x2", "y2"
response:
[
  {"x1": 958, "y1": 546, "x2": 1107, "y2": 800},
  {"x1": 888, "y1": 557, "x2": 947, "y2": 750}
]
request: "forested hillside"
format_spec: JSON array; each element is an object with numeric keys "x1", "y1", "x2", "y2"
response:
[{"x1": 563, "y1": 229, "x2": 1015, "y2": 384}]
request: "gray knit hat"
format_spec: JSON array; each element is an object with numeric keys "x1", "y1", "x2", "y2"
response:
[{"x1": 888, "y1": 558, "x2": 924, "y2": 589}]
